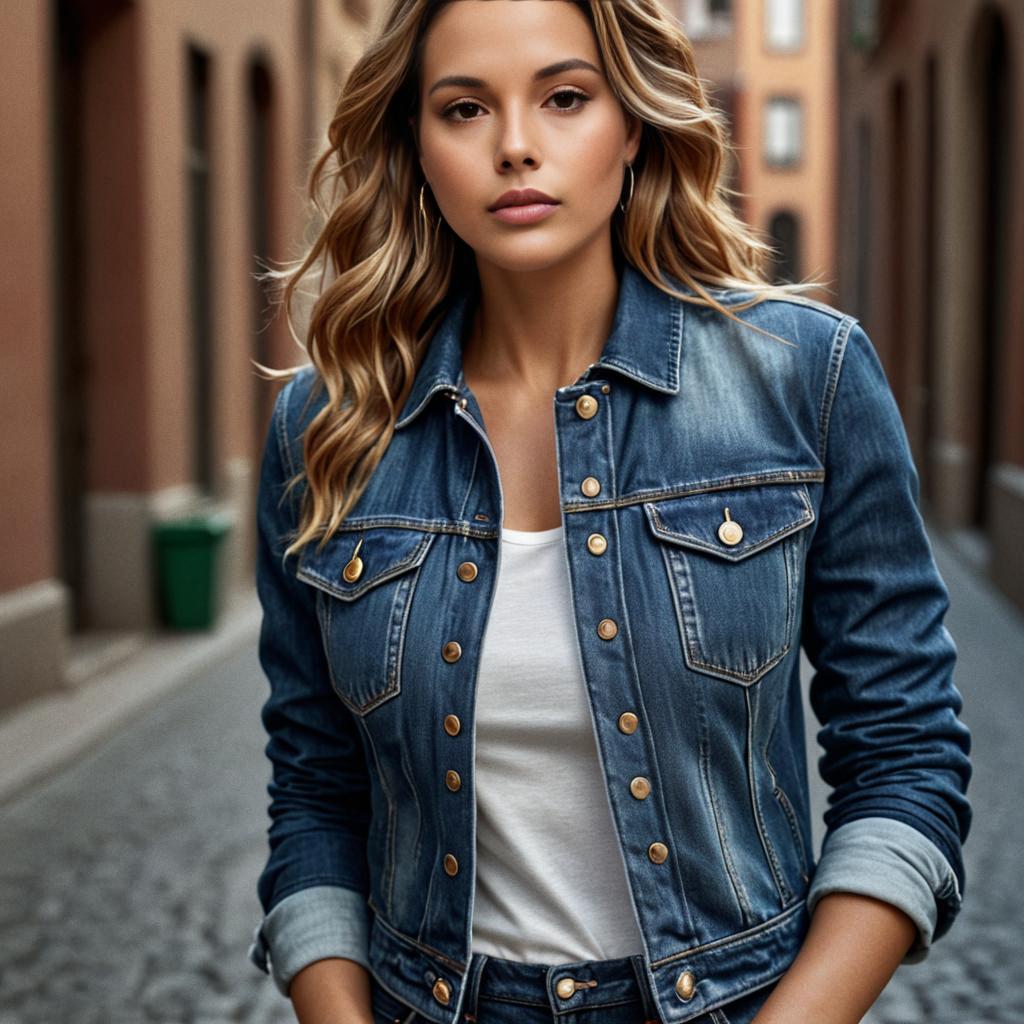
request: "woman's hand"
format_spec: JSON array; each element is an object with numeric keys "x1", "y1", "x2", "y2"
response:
[
  {"x1": 290, "y1": 956, "x2": 374, "y2": 1024},
  {"x1": 749, "y1": 892, "x2": 918, "y2": 1024}
]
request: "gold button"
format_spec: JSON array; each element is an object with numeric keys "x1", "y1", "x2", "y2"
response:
[
  {"x1": 597, "y1": 618, "x2": 618, "y2": 640},
  {"x1": 618, "y1": 712, "x2": 638, "y2": 734},
  {"x1": 445, "y1": 770, "x2": 461, "y2": 791},
  {"x1": 586, "y1": 533, "x2": 607, "y2": 555},
  {"x1": 648, "y1": 841, "x2": 669, "y2": 863},
  {"x1": 444, "y1": 853, "x2": 459, "y2": 875},
  {"x1": 575, "y1": 395, "x2": 598, "y2": 419},
  {"x1": 555, "y1": 977, "x2": 577, "y2": 999},
  {"x1": 630, "y1": 776, "x2": 651, "y2": 799},
  {"x1": 600, "y1": 384, "x2": 610, "y2": 394},
  {"x1": 581, "y1": 476, "x2": 601, "y2": 497},
  {"x1": 718, "y1": 508, "x2": 743, "y2": 546},
  {"x1": 444, "y1": 714, "x2": 461, "y2": 736},
  {"x1": 442, "y1": 641, "x2": 462, "y2": 663},
  {"x1": 432, "y1": 978, "x2": 452, "y2": 1005},
  {"x1": 342, "y1": 555, "x2": 363, "y2": 582},
  {"x1": 457, "y1": 561, "x2": 478, "y2": 582},
  {"x1": 675, "y1": 970, "x2": 696, "y2": 1001}
]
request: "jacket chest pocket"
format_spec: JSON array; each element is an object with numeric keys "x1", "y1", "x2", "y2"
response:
[
  {"x1": 296, "y1": 526, "x2": 437, "y2": 715},
  {"x1": 644, "y1": 482, "x2": 815, "y2": 685}
]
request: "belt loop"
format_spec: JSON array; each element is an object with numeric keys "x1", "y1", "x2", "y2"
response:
[
  {"x1": 630, "y1": 954, "x2": 660, "y2": 1022},
  {"x1": 461, "y1": 953, "x2": 489, "y2": 1022}
]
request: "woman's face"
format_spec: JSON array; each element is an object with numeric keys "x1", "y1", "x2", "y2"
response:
[{"x1": 412, "y1": 0, "x2": 641, "y2": 273}]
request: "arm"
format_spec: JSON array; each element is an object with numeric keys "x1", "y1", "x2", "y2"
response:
[
  {"x1": 247, "y1": 376, "x2": 375, "y2": 1020},
  {"x1": 755, "y1": 320, "x2": 972, "y2": 1021},
  {"x1": 753, "y1": 892, "x2": 917, "y2": 1024},
  {"x1": 290, "y1": 958, "x2": 373, "y2": 1024}
]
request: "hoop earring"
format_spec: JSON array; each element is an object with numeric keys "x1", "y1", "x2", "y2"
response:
[
  {"x1": 419, "y1": 181, "x2": 437, "y2": 237},
  {"x1": 618, "y1": 163, "x2": 635, "y2": 214}
]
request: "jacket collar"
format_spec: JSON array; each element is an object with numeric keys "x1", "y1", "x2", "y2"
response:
[{"x1": 394, "y1": 260, "x2": 687, "y2": 431}]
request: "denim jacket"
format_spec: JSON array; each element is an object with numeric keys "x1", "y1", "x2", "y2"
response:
[{"x1": 248, "y1": 261, "x2": 972, "y2": 1023}]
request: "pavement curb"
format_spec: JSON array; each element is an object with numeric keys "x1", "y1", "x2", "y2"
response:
[{"x1": 0, "y1": 592, "x2": 262, "y2": 807}]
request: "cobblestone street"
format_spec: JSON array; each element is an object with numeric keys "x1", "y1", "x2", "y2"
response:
[
  {"x1": 0, "y1": 532, "x2": 1018, "y2": 1023},
  {"x1": 854, "y1": 538, "x2": 1024, "y2": 1024},
  {"x1": 0, "y1": 648, "x2": 292, "y2": 1024}
]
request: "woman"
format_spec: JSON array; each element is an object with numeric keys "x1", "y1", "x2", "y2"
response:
[{"x1": 248, "y1": 2, "x2": 972, "y2": 1023}]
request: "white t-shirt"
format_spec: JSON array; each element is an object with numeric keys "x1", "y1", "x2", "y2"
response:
[{"x1": 469, "y1": 523, "x2": 646, "y2": 962}]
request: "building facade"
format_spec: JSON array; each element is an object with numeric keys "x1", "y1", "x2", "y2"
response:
[
  {"x1": 835, "y1": 0, "x2": 1024, "y2": 613},
  {"x1": 674, "y1": 0, "x2": 839, "y2": 297},
  {"x1": 0, "y1": 0, "x2": 380, "y2": 713}
]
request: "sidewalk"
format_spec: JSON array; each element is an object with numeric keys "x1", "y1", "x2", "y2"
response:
[{"x1": 0, "y1": 591, "x2": 261, "y2": 807}]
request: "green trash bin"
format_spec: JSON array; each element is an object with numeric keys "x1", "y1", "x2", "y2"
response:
[{"x1": 153, "y1": 512, "x2": 234, "y2": 630}]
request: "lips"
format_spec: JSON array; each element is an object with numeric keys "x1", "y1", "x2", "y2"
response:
[{"x1": 488, "y1": 188, "x2": 560, "y2": 211}]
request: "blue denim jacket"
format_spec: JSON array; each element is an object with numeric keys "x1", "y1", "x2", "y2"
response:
[{"x1": 248, "y1": 262, "x2": 972, "y2": 1023}]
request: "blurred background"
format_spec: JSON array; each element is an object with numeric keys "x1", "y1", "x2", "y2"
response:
[{"x1": 0, "y1": 1, "x2": 1020, "y2": 1022}]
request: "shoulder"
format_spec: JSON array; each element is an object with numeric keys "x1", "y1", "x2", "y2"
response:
[
  {"x1": 272, "y1": 363, "x2": 329, "y2": 476},
  {"x1": 704, "y1": 288, "x2": 856, "y2": 343}
]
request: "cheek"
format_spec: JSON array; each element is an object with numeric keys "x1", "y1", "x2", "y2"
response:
[
  {"x1": 570, "y1": 120, "x2": 628, "y2": 193},
  {"x1": 422, "y1": 135, "x2": 480, "y2": 206}
]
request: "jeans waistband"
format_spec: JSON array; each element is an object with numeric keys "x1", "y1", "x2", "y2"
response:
[{"x1": 461, "y1": 951, "x2": 660, "y2": 1021}]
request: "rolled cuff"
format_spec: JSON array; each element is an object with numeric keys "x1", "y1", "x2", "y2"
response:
[
  {"x1": 806, "y1": 816, "x2": 960, "y2": 965},
  {"x1": 248, "y1": 884, "x2": 372, "y2": 997}
]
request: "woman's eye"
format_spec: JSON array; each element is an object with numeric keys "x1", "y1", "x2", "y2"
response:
[
  {"x1": 547, "y1": 88, "x2": 590, "y2": 112},
  {"x1": 441, "y1": 88, "x2": 590, "y2": 123}
]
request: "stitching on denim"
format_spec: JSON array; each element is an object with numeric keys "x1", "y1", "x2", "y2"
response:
[
  {"x1": 398, "y1": 721, "x2": 423, "y2": 873},
  {"x1": 817, "y1": 315, "x2": 856, "y2": 466},
  {"x1": 297, "y1": 532, "x2": 434, "y2": 600},
  {"x1": 746, "y1": 686, "x2": 793, "y2": 905},
  {"x1": 456, "y1": 434, "x2": 483, "y2": 522},
  {"x1": 371, "y1": 909, "x2": 468, "y2": 972},
  {"x1": 317, "y1": 559, "x2": 418, "y2": 716},
  {"x1": 276, "y1": 379, "x2": 298, "y2": 482},
  {"x1": 667, "y1": 294, "x2": 683, "y2": 390},
  {"x1": 649, "y1": 898, "x2": 805, "y2": 968},
  {"x1": 564, "y1": 468, "x2": 826, "y2": 513},
  {"x1": 396, "y1": 377, "x2": 459, "y2": 430},
  {"x1": 696, "y1": 667, "x2": 755, "y2": 925},
  {"x1": 646, "y1": 492, "x2": 814, "y2": 562},
  {"x1": 659, "y1": 528, "x2": 796, "y2": 684},
  {"x1": 374, "y1": 569, "x2": 414, "y2": 713},
  {"x1": 360, "y1": 716, "x2": 397, "y2": 919},
  {"x1": 762, "y1": 716, "x2": 810, "y2": 883}
]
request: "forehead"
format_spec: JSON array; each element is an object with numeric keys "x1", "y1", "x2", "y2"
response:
[{"x1": 421, "y1": 0, "x2": 601, "y2": 80}]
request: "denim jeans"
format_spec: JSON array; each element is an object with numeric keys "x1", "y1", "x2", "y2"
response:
[{"x1": 370, "y1": 951, "x2": 783, "y2": 1024}]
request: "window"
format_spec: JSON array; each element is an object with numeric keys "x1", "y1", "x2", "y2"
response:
[
  {"x1": 763, "y1": 97, "x2": 802, "y2": 167},
  {"x1": 682, "y1": 0, "x2": 733, "y2": 39},
  {"x1": 850, "y1": 0, "x2": 881, "y2": 52},
  {"x1": 765, "y1": 0, "x2": 804, "y2": 51}
]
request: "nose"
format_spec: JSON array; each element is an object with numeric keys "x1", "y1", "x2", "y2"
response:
[{"x1": 494, "y1": 101, "x2": 540, "y2": 171}]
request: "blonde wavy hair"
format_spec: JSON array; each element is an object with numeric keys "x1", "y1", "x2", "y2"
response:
[{"x1": 255, "y1": 0, "x2": 828, "y2": 560}]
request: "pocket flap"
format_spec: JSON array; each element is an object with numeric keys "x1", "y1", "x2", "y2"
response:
[
  {"x1": 644, "y1": 483, "x2": 814, "y2": 562},
  {"x1": 296, "y1": 525, "x2": 435, "y2": 600}
]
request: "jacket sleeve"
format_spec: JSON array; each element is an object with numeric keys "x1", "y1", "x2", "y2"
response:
[
  {"x1": 247, "y1": 376, "x2": 374, "y2": 996},
  {"x1": 800, "y1": 318, "x2": 973, "y2": 962}
]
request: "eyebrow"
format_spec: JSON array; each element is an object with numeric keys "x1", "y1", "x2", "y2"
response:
[{"x1": 427, "y1": 58, "x2": 602, "y2": 97}]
